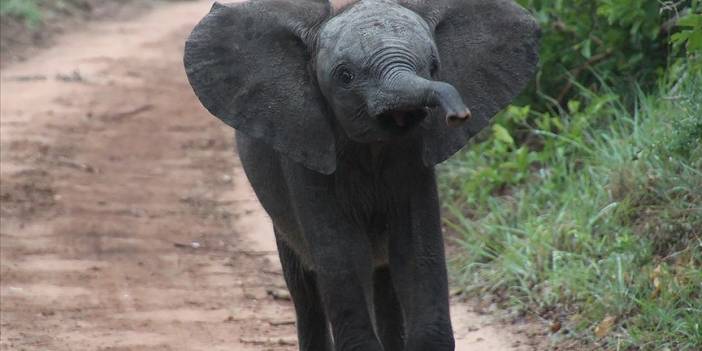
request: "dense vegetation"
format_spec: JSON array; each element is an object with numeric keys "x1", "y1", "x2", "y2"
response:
[{"x1": 441, "y1": 1, "x2": 701, "y2": 350}]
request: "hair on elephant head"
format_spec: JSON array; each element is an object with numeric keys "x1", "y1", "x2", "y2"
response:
[{"x1": 184, "y1": 0, "x2": 539, "y2": 175}]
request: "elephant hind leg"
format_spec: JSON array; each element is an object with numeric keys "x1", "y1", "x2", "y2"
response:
[
  {"x1": 276, "y1": 237, "x2": 333, "y2": 351},
  {"x1": 374, "y1": 266, "x2": 405, "y2": 351}
]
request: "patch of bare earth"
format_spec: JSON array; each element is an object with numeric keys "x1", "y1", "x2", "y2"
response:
[{"x1": 1, "y1": 1, "x2": 545, "y2": 350}]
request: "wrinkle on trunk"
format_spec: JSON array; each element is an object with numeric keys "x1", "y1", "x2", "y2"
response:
[{"x1": 367, "y1": 73, "x2": 471, "y2": 127}]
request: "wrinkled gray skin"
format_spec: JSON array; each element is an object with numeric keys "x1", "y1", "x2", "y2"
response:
[
  {"x1": 184, "y1": 0, "x2": 539, "y2": 350},
  {"x1": 316, "y1": 3, "x2": 471, "y2": 142}
]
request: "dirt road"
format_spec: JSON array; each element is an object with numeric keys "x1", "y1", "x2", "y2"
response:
[{"x1": 0, "y1": 1, "x2": 536, "y2": 350}]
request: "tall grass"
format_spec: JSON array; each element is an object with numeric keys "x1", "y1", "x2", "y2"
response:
[{"x1": 440, "y1": 73, "x2": 701, "y2": 349}]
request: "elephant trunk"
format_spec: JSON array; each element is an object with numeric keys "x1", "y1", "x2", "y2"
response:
[{"x1": 368, "y1": 72, "x2": 471, "y2": 127}]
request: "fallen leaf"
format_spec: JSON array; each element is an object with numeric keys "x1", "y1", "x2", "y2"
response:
[
  {"x1": 651, "y1": 264, "x2": 662, "y2": 299},
  {"x1": 550, "y1": 320, "x2": 562, "y2": 333},
  {"x1": 594, "y1": 315, "x2": 616, "y2": 338}
]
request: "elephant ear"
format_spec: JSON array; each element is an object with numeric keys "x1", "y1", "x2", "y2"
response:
[
  {"x1": 401, "y1": 0, "x2": 540, "y2": 166},
  {"x1": 184, "y1": 1, "x2": 336, "y2": 174}
]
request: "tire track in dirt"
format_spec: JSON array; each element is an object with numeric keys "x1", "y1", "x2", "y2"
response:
[{"x1": 0, "y1": 1, "x2": 537, "y2": 350}]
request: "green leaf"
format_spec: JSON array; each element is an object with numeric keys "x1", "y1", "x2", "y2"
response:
[
  {"x1": 493, "y1": 124, "x2": 515, "y2": 146},
  {"x1": 672, "y1": 32, "x2": 691, "y2": 46},
  {"x1": 688, "y1": 30, "x2": 702, "y2": 51},
  {"x1": 676, "y1": 14, "x2": 702, "y2": 28},
  {"x1": 568, "y1": 100, "x2": 582, "y2": 113},
  {"x1": 581, "y1": 38, "x2": 592, "y2": 58}
]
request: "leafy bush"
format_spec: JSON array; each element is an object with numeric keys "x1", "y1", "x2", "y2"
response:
[
  {"x1": 442, "y1": 3, "x2": 701, "y2": 347},
  {"x1": 514, "y1": 0, "x2": 698, "y2": 110},
  {"x1": 671, "y1": 6, "x2": 702, "y2": 73},
  {"x1": 441, "y1": 71, "x2": 701, "y2": 350}
]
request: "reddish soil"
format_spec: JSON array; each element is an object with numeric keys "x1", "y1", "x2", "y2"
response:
[{"x1": 0, "y1": 1, "x2": 543, "y2": 350}]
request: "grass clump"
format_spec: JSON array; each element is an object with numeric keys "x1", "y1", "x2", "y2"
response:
[{"x1": 440, "y1": 73, "x2": 701, "y2": 349}]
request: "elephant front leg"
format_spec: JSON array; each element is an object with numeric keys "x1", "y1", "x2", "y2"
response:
[
  {"x1": 373, "y1": 266, "x2": 405, "y2": 350},
  {"x1": 317, "y1": 267, "x2": 383, "y2": 351},
  {"x1": 285, "y1": 169, "x2": 384, "y2": 351},
  {"x1": 276, "y1": 236, "x2": 333, "y2": 351},
  {"x1": 388, "y1": 172, "x2": 454, "y2": 351},
  {"x1": 303, "y1": 230, "x2": 383, "y2": 351}
]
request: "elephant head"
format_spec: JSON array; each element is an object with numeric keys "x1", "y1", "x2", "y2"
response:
[{"x1": 184, "y1": 0, "x2": 539, "y2": 174}]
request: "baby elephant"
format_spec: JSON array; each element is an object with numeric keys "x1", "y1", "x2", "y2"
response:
[{"x1": 184, "y1": 0, "x2": 539, "y2": 350}]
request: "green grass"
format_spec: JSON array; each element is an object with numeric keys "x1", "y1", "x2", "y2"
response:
[
  {"x1": 440, "y1": 72, "x2": 701, "y2": 350},
  {"x1": 0, "y1": 0, "x2": 42, "y2": 26},
  {"x1": 0, "y1": 0, "x2": 141, "y2": 27}
]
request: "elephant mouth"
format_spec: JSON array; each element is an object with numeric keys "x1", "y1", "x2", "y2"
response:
[{"x1": 376, "y1": 108, "x2": 428, "y2": 133}]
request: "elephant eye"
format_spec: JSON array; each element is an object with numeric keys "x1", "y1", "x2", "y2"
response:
[{"x1": 337, "y1": 68, "x2": 355, "y2": 86}]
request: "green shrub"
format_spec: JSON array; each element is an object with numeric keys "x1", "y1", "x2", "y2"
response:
[
  {"x1": 441, "y1": 2, "x2": 702, "y2": 346},
  {"x1": 441, "y1": 71, "x2": 701, "y2": 349},
  {"x1": 671, "y1": 5, "x2": 702, "y2": 74},
  {"x1": 514, "y1": 0, "x2": 697, "y2": 110}
]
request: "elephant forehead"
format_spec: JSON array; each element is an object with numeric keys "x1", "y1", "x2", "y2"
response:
[{"x1": 320, "y1": 0, "x2": 433, "y2": 55}]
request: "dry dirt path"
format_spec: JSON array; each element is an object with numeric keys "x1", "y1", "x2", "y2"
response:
[{"x1": 0, "y1": 1, "x2": 537, "y2": 350}]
